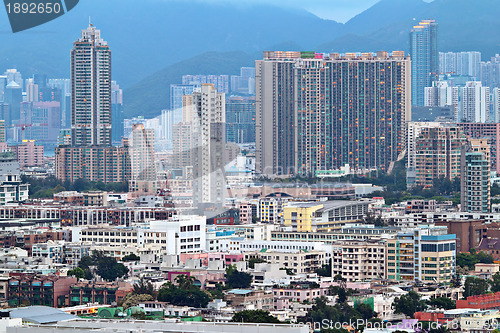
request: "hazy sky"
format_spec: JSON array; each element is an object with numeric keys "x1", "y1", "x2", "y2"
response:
[
  {"x1": 193, "y1": 0, "x2": 381, "y2": 22},
  {"x1": 287, "y1": 0, "x2": 380, "y2": 22}
]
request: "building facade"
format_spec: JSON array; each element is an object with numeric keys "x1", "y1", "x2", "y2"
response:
[
  {"x1": 461, "y1": 141, "x2": 491, "y2": 213},
  {"x1": 225, "y1": 96, "x2": 255, "y2": 144},
  {"x1": 387, "y1": 229, "x2": 455, "y2": 283},
  {"x1": 410, "y1": 19, "x2": 438, "y2": 106},
  {"x1": 188, "y1": 84, "x2": 226, "y2": 208},
  {"x1": 54, "y1": 145, "x2": 131, "y2": 183},
  {"x1": 256, "y1": 51, "x2": 411, "y2": 176},
  {"x1": 462, "y1": 81, "x2": 490, "y2": 123},
  {"x1": 71, "y1": 23, "x2": 112, "y2": 146},
  {"x1": 414, "y1": 125, "x2": 467, "y2": 187}
]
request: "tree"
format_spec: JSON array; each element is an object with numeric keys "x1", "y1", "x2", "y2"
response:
[
  {"x1": 119, "y1": 293, "x2": 154, "y2": 309},
  {"x1": 315, "y1": 259, "x2": 332, "y2": 277},
  {"x1": 225, "y1": 265, "x2": 253, "y2": 289},
  {"x1": 132, "y1": 278, "x2": 156, "y2": 296},
  {"x1": 175, "y1": 274, "x2": 196, "y2": 290},
  {"x1": 157, "y1": 283, "x2": 211, "y2": 308},
  {"x1": 330, "y1": 275, "x2": 350, "y2": 304},
  {"x1": 426, "y1": 297, "x2": 456, "y2": 310},
  {"x1": 96, "y1": 257, "x2": 129, "y2": 282},
  {"x1": 122, "y1": 253, "x2": 140, "y2": 262},
  {"x1": 306, "y1": 296, "x2": 374, "y2": 331},
  {"x1": 329, "y1": 286, "x2": 349, "y2": 304},
  {"x1": 78, "y1": 251, "x2": 129, "y2": 282},
  {"x1": 491, "y1": 272, "x2": 500, "y2": 292},
  {"x1": 450, "y1": 274, "x2": 462, "y2": 288},
  {"x1": 364, "y1": 212, "x2": 386, "y2": 227},
  {"x1": 354, "y1": 302, "x2": 377, "y2": 320},
  {"x1": 457, "y1": 251, "x2": 494, "y2": 270},
  {"x1": 231, "y1": 310, "x2": 281, "y2": 323},
  {"x1": 157, "y1": 276, "x2": 212, "y2": 308},
  {"x1": 208, "y1": 282, "x2": 227, "y2": 299},
  {"x1": 248, "y1": 257, "x2": 266, "y2": 269},
  {"x1": 392, "y1": 291, "x2": 426, "y2": 318},
  {"x1": 464, "y1": 276, "x2": 489, "y2": 297},
  {"x1": 67, "y1": 267, "x2": 85, "y2": 280}
]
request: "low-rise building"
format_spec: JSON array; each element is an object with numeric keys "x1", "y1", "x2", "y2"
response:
[
  {"x1": 0, "y1": 152, "x2": 29, "y2": 205},
  {"x1": 7, "y1": 273, "x2": 77, "y2": 308},
  {"x1": 272, "y1": 283, "x2": 329, "y2": 303},
  {"x1": 77, "y1": 215, "x2": 206, "y2": 255},
  {"x1": 244, "y1": 250, "x2": 327, "y2": 275},
  {"x1": 69, "y1": 281, "x2": 132, "y2": 307},
  {"x1": 225, "y1": 289, "x2": 274, "y2": 311},
  {"x1": 283, "y1": 200, "x2": 371, "y2": 232}
]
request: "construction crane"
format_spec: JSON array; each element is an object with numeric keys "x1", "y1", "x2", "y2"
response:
[{"x1": 9, "y1": 123, "x2": 48, "y2": 141}]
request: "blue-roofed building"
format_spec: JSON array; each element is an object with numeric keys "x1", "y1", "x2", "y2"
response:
[
  {"x1": 387, "y1": 225, "x2": 456, "y2": 283},
  {"x1": 2, "y1": 306, "x2": 77, "y2": 324}
]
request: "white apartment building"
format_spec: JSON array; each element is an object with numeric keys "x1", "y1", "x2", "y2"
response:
[
  {"x1": 462, "y1": 81, "x2": 490, "y2": 123},
  {"x1": 424, "y1": 81, "x2": 459, "y2": 120},
  {"x1": 331, "y1": 239, "x2": 386, "y2": 282},
  {"x1": 189, "y1": 84, "x2": 226, "y2": 207},
  {"x1": 245, "y1": 250, "x2": 328, "y2": 275},
  {"x1": 494, "y1": 88, "x2": 500, "y2": 122},
  {"x1": 31, "y1": 240, "x2": 64, "y2": 264},
  {"x1": 0, "y1": 152, "x2": 29, "y2": 205},
  {"x1": 240, "y1": 240, "x2": 332, "y2": 258},
  {"x1": 76, "y1": 215, "x2": 206, "y2": 255},
  {"x1": 258, "y1": 197, "x2": 287, "y2": 223}
]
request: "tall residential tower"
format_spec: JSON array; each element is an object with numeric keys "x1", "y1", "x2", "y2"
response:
[
  {"x1": 71, "y1": 23, "x2": 112, "y2": 146},
  {"x1": 256, "y1": 51, "x2": 411, "y2": 177},
  {"x1": 410, "y1": 20, "x2": 438, "y2": 107}
]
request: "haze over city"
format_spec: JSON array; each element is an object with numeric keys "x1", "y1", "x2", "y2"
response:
[{"x1": 0, "y1": 1, "x2": 498, "y2": 333}]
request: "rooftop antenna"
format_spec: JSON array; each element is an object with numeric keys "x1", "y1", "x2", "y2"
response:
[{"x1": 89, "y1": 16, "x2": 93, "y2": 27}]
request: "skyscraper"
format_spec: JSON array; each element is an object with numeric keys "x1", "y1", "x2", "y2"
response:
[
  {"x1": 0, "y1": 120, "x2": 5, "y2": 143},
  {"x1": 256, "y1": 51, "x2": 411, "y2": 177},
  {"x1": 55, "y1": 24, "x2": 131, "y2": 184},
  {"x1": 461, "y1": 139, "x2": 490, "y2": 213},
  {"x1": 410, "y1": 19, "x2": 438, "y2": 106},
  {"x1": 71, "y1": 23, "x2": 112, "y2": 146},
  {"x1": 111, "y1": 81, "x2": 124, "y2": 144},
  {"x1": 128, "y1": 123, "x2": 158, "y2": 195},
  {"x1": 4, "y1": 81, "x2": 22, "y2": 127},
  {"x1": 414, "y1": 125, "x2": 467, "y2": 188},
  {"x1": 424, "y1": 81, "x2": 459, "y2": 121},
  {"x1": 462, "y1": 81, "x2": 490, "y2": 123},
  {"x1": 188, "y1": 84, "x2": 226, "y2": 208},
  {"x1": 225, "y1": 96, "x2": 255, "y2": 144}
]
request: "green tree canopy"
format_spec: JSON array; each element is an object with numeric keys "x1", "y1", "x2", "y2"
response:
[
  {"x1": 226, "y1": 265, "x2": 253, "y2": 289},
  {"x1": 78, "y1": 251, "x2": 129, "y2": 282},
  {"x1": 464, "y1": 276, "x2": 489, "y2": 297},
  {"x1": 157, "y1": 275, "x2": 212, "y2": 308},
  {"x1": 132, "y1": 277, "x2": 156, "y2": 297},
  {"x1": 457, "y1": 250, "x2": 493, "y2": 270},
  {"x1": 315, "y1": 259, "x2": 332, "y2": 277},
  {"x1": 231, "y1": 310, "x2": 281, "y2": 323},
  {"x1": 122, "y1": 253, "x2": 140, "y2": 262},
  {"x1": 426, "y1": 297, "x2": 456, "y2": 310},
  {"x1": 67, "y1": 267, "x2": 85, "y2": 280},
  {"x1": 392, "y1": 291, "x2": 426, "y2": 318},
  {"x1": 491, "y1": 272, "x2": 500, "y2": 292},
  {"x1": 119, "y1": 293, "x2": 154, "y2": 309},
  {"x1": 248, "y1": 257, "x2": 266, "y2": 269}
]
